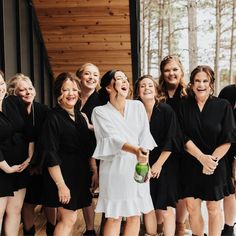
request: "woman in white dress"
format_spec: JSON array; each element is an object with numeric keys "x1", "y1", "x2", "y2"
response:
[{"x1": 91, "y1": 70, "x2": 157, "y2": 236}]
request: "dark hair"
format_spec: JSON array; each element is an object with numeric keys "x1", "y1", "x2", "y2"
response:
[
  {"x1": 159, "y1": 55, "x2": 187, "y2": 98},
  {"x1": 133, "y1": 75, "x2": 165, "y2": 104},
  {"x1": 188, "y1": 65, "x2": 215, "y2": 96},
  {"x1": 98, "y1": 70, "x2": 118, "y2": 105},
  {"x1": 54, "y1": 72, "x2": 80, "y2": 103}
]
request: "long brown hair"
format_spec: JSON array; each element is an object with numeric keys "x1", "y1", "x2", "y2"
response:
[{"x1": 134, "y1": 75, "x2": 165, "y2": 104}]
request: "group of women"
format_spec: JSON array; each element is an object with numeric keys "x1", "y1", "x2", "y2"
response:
[{"x1": 0, "y1": 56, "x2": 235, "y2": 236}]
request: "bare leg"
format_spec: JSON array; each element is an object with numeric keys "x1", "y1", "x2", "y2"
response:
[
  {"x1": 155, "y1": 210, "x2": 163, "y2": 234},
  {"x1": 185, "y1": 197, "x2": 204, "y2": 236},
  {"x1": 206, "y1": 200, "x2": 222, "y2": 236},
  {"x1": 4, "y1": 188, "x2": 26, "y2": 236},
  {"x1": 123, "y1": 216, "x2": 140, "y2": 236},
  {"x1": 223, "y1": 193, "x2": 236, "y2": 226},
  {"x1": 161, "y1": 207, "x2": 175, "y2": 236},
  {"x1": 175, "y1": 199, "x2": 188, "y2": 236},
  {"x1": 53, "y1": 207, "x2": 77, "y2": 236},
  {"x1": 143, "y1": 210, "x2": 157, "y2": 235},
  {"x1": 0, "y1": 197, "x2": 8, "y2": 234},
  {"x1": 103, "y1": 217, "x2": 122, "y2": 236}
]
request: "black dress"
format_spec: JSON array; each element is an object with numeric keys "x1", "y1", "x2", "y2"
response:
[
  {"x1": 24, "y1": 101, "x2": 49, "y2": 204},
  {"x1": 81, "y1": 91, "x2": 102, "y2": 171},
  {"x1": 218, "y1": 84, "x2": 236, "y2": 176},
  {"x1": 149, "y1": 103, "x2": 182, "y2": 210},
  {"x1": 166, "y1": 85, "x2": 183, "y2": 114},
  {"x1": 81, "y1": 91, "x2": 102, "y2": 123},
  {"x1": 0, "y1": 96, "x2": 28, "y2": 197},
  {"x1": 42, "y1": 106, "x2": 95, "y2": 210},
  {"x1": 178, "y1": 96, "x2": 236, "y2": 200}
]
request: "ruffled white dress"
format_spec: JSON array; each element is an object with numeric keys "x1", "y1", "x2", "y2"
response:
[{"x1": 92, "y1": 100, "x2": 157, "y2": 218}]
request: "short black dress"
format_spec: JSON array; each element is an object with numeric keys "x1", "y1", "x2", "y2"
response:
[
  {"x1": 218, "y1": 84, "x2": 236, "y2": 177},
  {"x1": 42, "y1": 106, "x2": 95, "y2": 210},
  {"x1": 149, "y1": 103, "x2": 182, "y2": 210},
  {"x1": 0, "y1": 96, "x2": 29, "y2": 197},
  {"x1": 178, "y1": 96, "x2": 236, "y2": 200},
  {"x1": 24, "y1": 101, "x2": 49, "y2": 204}
]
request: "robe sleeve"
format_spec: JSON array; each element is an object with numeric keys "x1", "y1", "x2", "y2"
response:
[
  {"x1": 91, "y1": 106, "x2": 127, "y2": 160},
  {"x1": 137, "y1": 101, "x2": 157, "y2": 150},
  {"x1": 0, "y1": 150, "x2": 4, "y2": 162},
  {"x1": 218, "y1": 101, "x2": 236, "y2": 145},
  {"x1": 161, "y1": 104, "x2": 183, "y2": 152},
  {"x1": 178, "y1": 101, "x2": 191, "y2": 144},
  {"x1": 41, "y1": 112, "x2": 62, "y2": 167}
]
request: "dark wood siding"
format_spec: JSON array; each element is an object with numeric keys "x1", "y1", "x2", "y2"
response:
[{"x1": 32, "y1": 0, "x2": 133, "y2": 79}]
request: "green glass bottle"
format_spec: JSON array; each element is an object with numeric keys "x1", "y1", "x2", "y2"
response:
[{"x1": 134, "y1": 162, "x2": 149, "y2": 183}]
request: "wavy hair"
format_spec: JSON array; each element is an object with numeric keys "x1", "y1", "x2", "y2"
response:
[{"x1": 159, "y1": 55, "x2": 187, "y2": 98}]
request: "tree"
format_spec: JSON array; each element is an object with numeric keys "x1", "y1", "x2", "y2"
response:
[
  {"x1": 187, "y1": 0, "x2": 198, "y2": 73},
  {"x1": 229, "y1": 0, "x2": 236, "y2": 83}
]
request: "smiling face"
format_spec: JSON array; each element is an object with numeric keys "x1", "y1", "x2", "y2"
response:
[
  {"x1": 192, "y1": 71, "x2": 211, "y2": 100},
  {"x1": 0, "y1": 74, "x2": 6, "y2": 101},
  {"x1": 111, "y1": 71, "x2": 129, "y2": 98},
  {"x1": 79, "y1": 64, "x2": 100, "y2": 92},
  {"x1": 15, "y1": 79, "x2": 36, "y2": 104},
  {"x1": 163, "y1": 61, "x2": 183, "y2": 87},
  {"x1": 138, "y1": 77, "x2": 156, "y2": 102},
  {"x1": 59, "y1": 79, "x2": 80, "y2": 109}
]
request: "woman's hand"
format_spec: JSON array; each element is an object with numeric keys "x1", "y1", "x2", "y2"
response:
[
  {"x1": 57, "y1": 182, "x2": 71, "y2": 204},
  {"x1": 19, "y1": 157, "x2": 31, "y2": 172},
  {"x1": 81, "y1": 112, "x2": 94, "y2": 131},
  {"x1": 7, "y1": 165, "x2": 22, "y2": 173},
  {"x1": 151, "y1": 162, "x2": 162, "y2": 178},
  {"x1": 233, "y1": 159, "x2": 236, "y2": 182},
  {"x1": 91, "y1": 169, "x2": 99, "y2": 194},
  {"x1": 200, "y1": 154, "x2": 218, "y2": 175},
  {"x1": 136, "y1": 147, "x2": 149, "y2": 164}
]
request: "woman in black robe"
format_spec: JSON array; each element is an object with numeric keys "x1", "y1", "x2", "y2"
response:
[
  {"x1": 41, "y1": 72, "x2": 95, "y2": 236},
  {"x1": 158, "y1": 55, "x2": 188, "y2": 236},
  {"x1": 7, "y1": 73, "x2": 56, "y2": 235},
  {"x1": 134, "y1": 75, "x2": 182, "y2": 236},
  {"x1": 0, "y1": 70, "x2": 29, "y2": 235},
  {"x1": 76, "y1": 63, "x2": 101, "y2": 236},
  {"x1": 218, "y1": 76, "x2": 236, "y2": 236},
  {"x1": 178, "y1": 65, "x2": 236, "y2": 236}
]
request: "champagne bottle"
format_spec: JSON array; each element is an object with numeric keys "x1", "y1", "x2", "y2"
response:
[{"x1": 134, "y1": 162, "x2": 149, "y2": 183}]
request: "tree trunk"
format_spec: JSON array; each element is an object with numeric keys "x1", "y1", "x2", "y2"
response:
[
  {"x1": 215, "y1": 0, "x2": 221, "y2": 94},
  {"x1": 229, "y1": 0, "x2": 235, "y2": 84},
  {"x1": 187, "y1": 0, "x2": 198, "y2": 73}
]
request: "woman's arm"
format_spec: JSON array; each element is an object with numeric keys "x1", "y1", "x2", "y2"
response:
[
  {"x1": 151, "y1": 151, "x2": 171, "y2": 178},
  {"x1": 185, "y1": 140, "x2": 218, "y2": 174},
  {"x1": 211, "y1": 143, "x2": 231, "y2": 160},
  {"x1": 90, "y1": 158, "x2": 99, "y2": 193},
  {"x1": 48, "y1": 165, "x2": 71, "y2": 204},
  {"x1": 0, "y1": 160, "x2": 21, "y2": 173},
  {"x1": 122, "y1": 143, "x2": 148, "y2": 163}
]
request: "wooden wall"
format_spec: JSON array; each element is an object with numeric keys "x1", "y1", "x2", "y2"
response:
[{"x1": 32, "y1": 0, "x2": 132, "y2": 79}]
